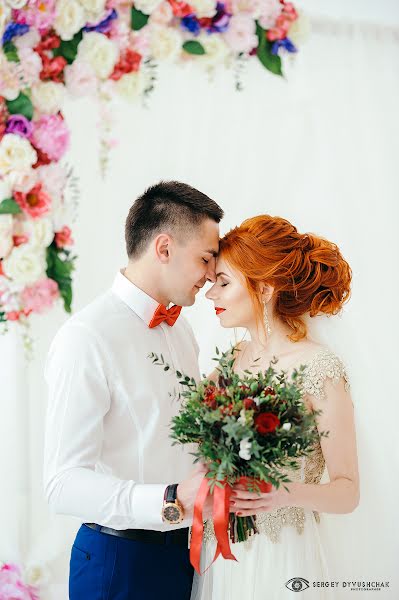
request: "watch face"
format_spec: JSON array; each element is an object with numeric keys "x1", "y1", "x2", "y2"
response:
[{"x1": 163, "y1": 505, "x2": 181, "y2": 522}]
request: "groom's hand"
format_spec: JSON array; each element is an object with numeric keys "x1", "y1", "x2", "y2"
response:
[{"x1": 177, "y1": 463, "x2": 214, "y2": 521}]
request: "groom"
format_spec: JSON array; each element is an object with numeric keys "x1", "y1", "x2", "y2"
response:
[{"x1": 43, "y1": 181, "x2": 223, "y2": 599}]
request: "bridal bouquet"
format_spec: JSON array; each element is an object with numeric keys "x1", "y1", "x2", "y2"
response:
[{"x1": 150, "y1": 346, "x2": 327, "y2": 573}]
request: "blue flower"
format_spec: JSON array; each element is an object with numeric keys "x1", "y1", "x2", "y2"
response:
[
  {"x1": 181, "y1": 15, "x2": 201, "y2": 36},
  {"x1": 83, "y1": 9, "x2": 118, "y2": 34},
  {"x1": 271, "y1": 37, "x2": 297, "y2": 56},
  {"x1": 2, "y1": 22, "x2": 30, "y2": 46}
]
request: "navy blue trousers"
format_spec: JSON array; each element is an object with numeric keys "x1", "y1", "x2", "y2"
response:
[{"x1": 69, "y1": 524, "x2": 194, "y2": 600}]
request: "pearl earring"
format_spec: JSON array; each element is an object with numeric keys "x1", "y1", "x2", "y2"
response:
[{"x1": 263, "y1": 300, "x2": 272, "y2": 336}]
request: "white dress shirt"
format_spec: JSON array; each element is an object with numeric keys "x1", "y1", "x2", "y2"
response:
[{"x1": 43, "y1": 269, "x2": 200, "y2": 531}]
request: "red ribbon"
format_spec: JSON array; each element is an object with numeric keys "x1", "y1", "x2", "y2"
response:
[{"x1": 190, "y1": 475, "x2": 272, "y2": 574}]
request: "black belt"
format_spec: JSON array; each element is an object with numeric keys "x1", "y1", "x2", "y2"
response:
[{"x1": 84, "y1": 523, "x2": 190, "y2": 547}]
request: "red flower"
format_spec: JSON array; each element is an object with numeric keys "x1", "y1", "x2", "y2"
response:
[
  {"x1": 14, "y1": 183, "x2": 51, "y2": 219},
  {"x1": 264, "y1": 386, "x2": 276, "y2": 396},
  {"x1": 40, "y1": 55, "x2": 67, "y2": 83},
  {"x1": 243, "y1": 398, "x2": 256, "y2": 410},
  {"x1": 168, "y1": 0, "x2": 194, "y2": 17},
  {"x1": 110, "y1": 49, "x2": 142, "y2": 81},
  {"x1": 254, "y1": 412, "x2": 280, "y2": 435},
  {"x1": 55, "y1": 226, "x2": 74, "y2": 249},
  {"x1": 204, "y1": 386, "x2": 217, "y2": 409}
]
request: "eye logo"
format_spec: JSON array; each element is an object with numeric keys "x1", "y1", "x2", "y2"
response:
[{"x1": 285, "y1": 577, "x2": 310, "y2": 592}]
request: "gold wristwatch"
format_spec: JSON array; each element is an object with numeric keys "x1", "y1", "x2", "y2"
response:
[{"x1": 161, "y1": 484, "x2": 185, "y2": 524}]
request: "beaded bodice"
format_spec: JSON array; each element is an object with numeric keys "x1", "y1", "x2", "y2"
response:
[{"x1": 202, "y1": 347, "x2": 350, "y2": 545}]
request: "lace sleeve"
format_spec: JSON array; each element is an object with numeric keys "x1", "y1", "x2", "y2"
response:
[{"x1": 302, "y1": 347, "x2": 350, "y2": 402}]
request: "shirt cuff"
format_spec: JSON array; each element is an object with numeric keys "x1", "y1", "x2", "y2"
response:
[{"x1": 131, "y1": 483, "x2": 167, "y2": 529}]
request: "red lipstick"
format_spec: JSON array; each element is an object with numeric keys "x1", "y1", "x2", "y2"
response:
[{"x1": 215, "y1": 307, "x2": 226, "y2": 315}]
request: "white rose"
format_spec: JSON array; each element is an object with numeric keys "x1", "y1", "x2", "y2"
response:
[
  {"x1": 31, "y1": 81, "x2": 65, "y2": 114},
  {"x1": 14, "y1": 29, "x2": 41, "y2": 50},
  {"x1": 0, "y1": 215, "x2": 14, "y2": 260},
  {"x1": 0, "y1": 176, "x2": 12, "y2": 202},
  {"x1": 190, "y1": 0, "x2": 217, "y2": 18},
  {"x1": 282, "y1": 422, "x2": 292, "y2": 431},
  {"x1": 77, "y1": 32, "x2": 119, "y2": 79},
  {"x1": 24, "y1": 217, "x2": 54, "y2": 250},
  {"x1": 149, "y1": 25, "x2": 181, "y2": 61},
  {"x1": 2, "y1": 245, "x2": 47, "y2": 285},
  {"x1": 198, "y1": 34, "x2": 230, "y2": 65},
  {"x1": 5, "y1": 0, "x2": 28, "y2": 8},
  {"x1": 54, "y1": 0, "x2": 86, "y2": 41},
  {"x1": 134, "y1": 0, "x2": 163, "y2": 15},
  {"x1": 0, "y1": 56, "x2": 20, "y2": 101},
  {"x1": 0, "y1": 134, "x2": 37, "y2": 176},
  {"x1": 79, "y1": 0, "x2": 107, "y2": 21},
  {"x1": 25, "y1": 563, "x2": 51, "y2": 588},
  {"x1": 8, "y1": 168, "x2": 38, "y2": 193},
  {"x1": 115, "y1": 71, "x2": 145, "y2": 102},
  {"x1": 0, "y1": 4, "x2": 11, "y2": 37},
  {"x1": 239, "y1": 437, "x2": 252, "y2": 461},
  {"x1": 238, "y1": 408, "x2": 246, "y2": 425}
]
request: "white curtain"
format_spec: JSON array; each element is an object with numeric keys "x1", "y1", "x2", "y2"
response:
[{"x1": 1, "y1": 17, "x2": 398, "y2": 599}]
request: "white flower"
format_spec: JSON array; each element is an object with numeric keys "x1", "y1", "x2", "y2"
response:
[
  {"x1": 8, "y1": 168, "x2": 38, "y2": 193},
  {"x1": 198, "y1": 34, "x2": 230, "y2": 66},
  {"x1": 14, "y1": 29, "x2": 41, "y2": 50},
  {"x1": 0, "y1": 176, "x2": 12, "y2": 202},
  {"x1": 282, "y1": 422, "x2": 292, "y2": 431},
  {"x1": 5, "y1": 0, "x2": 28, "y2": 8},
  {"x1": 258, "y1": 0, "x2": 281, "y2": 30},
  {"x1": 31, "y1": 81, "x2": 65, "y2": 114},
  {"x1": 239, "y1": 437, "x2": 252, "y2": 461},
  {"x1": 134, "y1": 0, "x2": 163, "y2": 15},
  {"x1": 114, "y1": 71, "x2": 145, "y2": 102},
  {"x1": 54, "y1": 0, "x2": 86, "y2": 41},
  {"x1": 190, "y1": 0, "x2": 217, "y2": 18},
  {"x1": 288, "y1": 13, "x2": 311, "y2": 46},
  {"x1": 238, "y1": 408, "x2": 246, "y2": 425},
  {"x1": 2, "y1": 245, "x2": 47, "y2": 285},
  {"x1": 25, "y1": 562, "x2": 51, "y2": 588},
  {"x1": 0, "y1": 3, "x2": 10, "y2": 38},
  {"x1": 0, "y1": 134, "x2": 37, "y2": 177},
  {"x1": 149, "y1": 25, "x2": 181, "y2": 61},
  {"x1": 79, "y1": 0, "x2": 107, "y2": 21},
  {"x1": 0, "y1": 215, "x2": 14, "y2": 260},
  {"x1": 77, "y1": 32, "x2": 119, "y2": 79},
  {"x1": 24, "y1": 217, "x2": 54, "y2": 250},
  {"x1": 0, "y1": 55, "x2": 20, "y2": 101}
]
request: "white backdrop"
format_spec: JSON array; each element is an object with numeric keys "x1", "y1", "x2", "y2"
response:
[{"x1": 1, "y1": 7, "x2": 399, "y2": 599}]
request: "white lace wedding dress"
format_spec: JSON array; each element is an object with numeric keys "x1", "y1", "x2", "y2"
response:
[{"x1": 190, "y1": 346, "x2": 350, "y2": 600}]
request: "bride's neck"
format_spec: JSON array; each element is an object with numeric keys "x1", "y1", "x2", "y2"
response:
[{"x1": 247, "y1": 318, "x2": 294, "y2": 356}]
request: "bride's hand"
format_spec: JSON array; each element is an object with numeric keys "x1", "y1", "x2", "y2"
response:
[{"x1": 229, "y1": 484, "x2": 291, "y2": 516}]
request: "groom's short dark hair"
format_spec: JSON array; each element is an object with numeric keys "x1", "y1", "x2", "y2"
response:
[{"x1": 125, "y1": 180, "x2": 224, "y2": 259}]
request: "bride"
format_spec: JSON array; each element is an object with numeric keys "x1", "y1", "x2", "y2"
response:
[{"x1": 191, "y1": 214, "x2": 360, "y2": 600}]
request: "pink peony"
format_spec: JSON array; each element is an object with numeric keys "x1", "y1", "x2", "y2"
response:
[
  {"x1": 0, "y1": 563, "x2": 39, "y2": 600},
  {"x1": 55, "y1": 225, "x2": 73, "y2": 248},
  {"x1": 18, "y1": 47, "x2": 43, "y2": 88},
  {"x1": 224, "y1": 15, "x2": 258, "y2": 53},
  {"x1": 31, "y1": 114, "x2": 70, "y2": 162},
  {"x1": 14, "y1": 183, "x2": 51, "y2": 219},
  {"x1": 258, "y1": 0, "x2": 282, "y2": 29},
  {"x1": 21, "y1": 278, "x2": 59, "y2": 314},
  {"x1": 13, "y1": 0, "x2": 56, "y2": 32},
  {"x1": 64, "y1": 60, "x2": 98, "y2": 98}
]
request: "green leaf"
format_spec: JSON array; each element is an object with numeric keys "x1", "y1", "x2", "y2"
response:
[
  {"x1": 46, "y1": 244, "x2": 76, "y2": 313},
  {"x1": 53, "y1": 31, "x2": 83, "y2": 65},
  {"x1": 131, "y1": 6, "x2": 149, "y2": 31},
  {"x1": 6, "y1": 93, "x2": 34, "y2": 120},
  {"x1": 182, "y1": 41, "x2": 206, "y2": 56},
  {"x1": 255, "y1": 23, "x2": 282, "y2": 77},
  {"x1": 0, "y1": 198, "x2": 22, "y2": 215},
  {"x1": 3, "y1": 41, "x2": 19, "y2": 63}
]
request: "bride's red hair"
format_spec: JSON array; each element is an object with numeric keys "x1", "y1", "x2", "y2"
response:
[{"x1": 219, "y1": 215, "x2": 352, "y2": 341}]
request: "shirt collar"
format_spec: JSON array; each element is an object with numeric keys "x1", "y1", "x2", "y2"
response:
[{"x1": 111, "y1": 268, "x2": 163, "y2": 326}]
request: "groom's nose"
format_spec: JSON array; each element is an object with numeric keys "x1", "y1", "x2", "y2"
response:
[{"x1": 205, "y1": 257, "x2": 217, "y2": 283}]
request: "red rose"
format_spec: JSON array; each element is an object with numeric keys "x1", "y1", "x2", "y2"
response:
[
  {"x1": 204, "y1": 386, "x2": 217, "y2": 409},
  {"x1": 243, "y1": 398, "x2": 256, "y2": 410},
  {"x1": 264, "y1": 386, "x2": 276, "y2": 396},
  {"x1": 254, "y1": 412, "x2": 280, "y2": 435}
]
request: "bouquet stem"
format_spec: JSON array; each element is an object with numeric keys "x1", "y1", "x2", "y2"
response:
[{"x1": 229, "y1": 514, "x2": 258, "y2": 543}]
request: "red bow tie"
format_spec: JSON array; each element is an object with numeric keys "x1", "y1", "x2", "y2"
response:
[{"x1": 148, "y1": 304, "x2": 182, "y2": 329}]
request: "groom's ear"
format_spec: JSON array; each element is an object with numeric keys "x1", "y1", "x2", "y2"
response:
[{"x1": 154, "y1": 234, "x2": 171, "y2": 263}]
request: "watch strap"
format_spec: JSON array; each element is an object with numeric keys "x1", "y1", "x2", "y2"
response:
[{"x1": 165, "y1": 483, "x2": 178, "y2": 503}]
